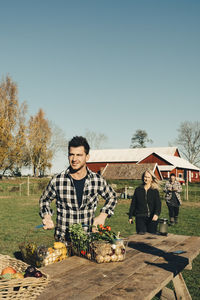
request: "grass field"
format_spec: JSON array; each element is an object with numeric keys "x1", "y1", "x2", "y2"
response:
[{"x1": 0, "y1": 179, "x2": 200, "y2": 299}]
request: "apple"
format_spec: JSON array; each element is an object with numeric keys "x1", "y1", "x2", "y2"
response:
[{"x1": 1, "y1": 266, "x2": 17, "y2": 275}]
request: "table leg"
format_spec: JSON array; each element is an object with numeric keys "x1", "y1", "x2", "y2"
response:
[
  {"x1": 172, "y1": 273, "x2": 192, "y2": 300},
  {"x1": 160, "y1": 287, "x2": 176, "y2": 300}
]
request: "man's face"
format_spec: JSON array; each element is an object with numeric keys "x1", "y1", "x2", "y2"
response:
[
  {"x1": 68, "y1": 146, "x2": 89, "y2": 171},
  {"x1": 170, "y1": 175, "x2": 176, "y2": 183}
]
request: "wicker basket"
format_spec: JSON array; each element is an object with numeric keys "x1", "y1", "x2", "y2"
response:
[{"x1": 0, "y1": 254, "x2": 49, "y2": 299}]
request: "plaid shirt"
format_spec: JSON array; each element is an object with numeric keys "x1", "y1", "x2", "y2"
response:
[
  {"x1": 163, "y1": 180, "x2": 182, "y2": 205},
  {"x1": 39, "y1": 167, "x2": 117, "y2": 241}
]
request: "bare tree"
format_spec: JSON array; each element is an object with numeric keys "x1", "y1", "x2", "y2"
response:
[
  {"x1": 85, "y1": 129, "x2": 108, "y2": 149},
  {"x1": 176, "y1": 121, "x2": 200, "y2": 166},
  {"x1": 49, "y1": 121, "x2": 68, "y2": 155},
  {"x1": 130, "y1": 129, "x2": 153, "y2": 148}
]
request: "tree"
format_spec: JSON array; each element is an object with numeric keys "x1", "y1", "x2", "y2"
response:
[
  {"x1": 0, "y1": 76, "x2": 68, "y2": 176},
  {"x1": 130, "y1": 129, "x2": 153, "y2": 148},
  {"x1": 27, "y1": 109, "x2": 53, "y2": 176},
  {"x1": 8, "y1": 101, "x2": 28, "y2": 174},
  {"x1": 84, "y1": 129, "x2": 108, "y2": 149},
  {"x1": 0, "y1": 76, "x2": 27, "y2": 174},
  {"x1": 49, "y1": 121, "x2": 68, "y2": 156},
  {"x1": 176, "y1": 121, "x2": 200, "y2": 166}
]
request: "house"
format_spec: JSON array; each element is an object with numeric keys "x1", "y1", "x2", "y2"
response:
[{"x1": 87, "y1": 147, "x2": 200, "y2": 183}]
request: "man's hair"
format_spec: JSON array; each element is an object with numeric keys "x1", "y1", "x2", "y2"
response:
[
  {"x1": 68, "y1": 136, "x2": 90, "y2": 155},
  {"x1": 170, "y1": 173, "x2": 176, "y2": 177}
]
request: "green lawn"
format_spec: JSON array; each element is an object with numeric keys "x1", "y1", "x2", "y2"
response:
[{"x1": 0, "y1": 183, "x2": 200, "y2": 299}]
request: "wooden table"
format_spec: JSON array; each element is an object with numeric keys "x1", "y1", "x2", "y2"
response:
[{"x1": 37, "y1": 233, "x2": 200, "y2": 300}]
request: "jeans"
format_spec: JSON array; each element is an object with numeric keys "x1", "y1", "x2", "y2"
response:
[
  {"x1": 135, "y1": 216, "x2": 158, "y2": 234},
  {"x1": 167, "y1": 204, "x2": 179, "y2": 218}
]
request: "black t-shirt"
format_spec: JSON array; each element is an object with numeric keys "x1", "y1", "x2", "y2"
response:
[
  {"x1": 170, "y1": 191, "x2": 179, "y2": 207},
  {"x1": 72, "y1": 176, "x2": 87, "y2": 208}
]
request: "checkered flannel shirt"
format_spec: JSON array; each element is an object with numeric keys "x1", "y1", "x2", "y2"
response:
[
  {"x1": 39, "y1": 167, "x2": 117, "y2": 241},
  {"x1": 163, "y1": 180, "x2": 182, "y2": 205}
]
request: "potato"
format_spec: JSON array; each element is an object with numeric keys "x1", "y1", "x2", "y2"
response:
[
  {"x1": 104, "y1": 255, "x2": 111, "y2": 263},
  {"x1": 117, "y1": 254, "x2": 124, "y2": 261},
  {"x1": 110, "y1": 254, "x2": 118, "y2": 262},
  {"x1": 96, "y1": 255, "x2": 104, "y2": 263}
]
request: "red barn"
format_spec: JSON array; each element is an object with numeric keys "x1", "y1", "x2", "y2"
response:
[
  {"x1": 138, "y1": 152, "x2": 200, "y2": 183},
  {"x1": 87, "y1": 147, "x2": 200, "y2": 183}
]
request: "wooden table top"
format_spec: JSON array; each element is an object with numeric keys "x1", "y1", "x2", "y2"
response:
[{"x1": 37, "y1": 233, "x2": 200, "y2": 300}]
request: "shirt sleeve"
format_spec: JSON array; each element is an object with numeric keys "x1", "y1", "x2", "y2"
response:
[
  {"x1": 154, "y1": 189, "x2": 161, "y2": 216},
  {"x1": 129, "y1": 190, "x2": 136, "y2": 218},
  {"x1": 175, "y1": 181, "x2": 182, "y2": 193},
  {"x1": 163, "y1": 181, "x2": 170, "y2": 194},
  {"x1": 39, "y1": 176, "x2": 57, "y2": 218},
  {"x1": 99, "y1": 178, "x2": 117, "y2": 216}
]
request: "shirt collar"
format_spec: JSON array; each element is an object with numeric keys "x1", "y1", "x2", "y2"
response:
[{"x1": 65, "y1": 166, "x2": 92, "y2": 178}]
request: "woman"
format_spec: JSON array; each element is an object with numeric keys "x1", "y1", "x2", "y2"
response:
[
  {"x1": 129, "y1": 169, "x2": 161, "y2": 234},
  {"x1": 163, "y1": 173, "x2": 182, "y2": 225}
]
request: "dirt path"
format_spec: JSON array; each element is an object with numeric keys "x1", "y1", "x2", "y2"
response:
[{"x1": 182, "y1": 201, "x2": 200, "y2": 207}]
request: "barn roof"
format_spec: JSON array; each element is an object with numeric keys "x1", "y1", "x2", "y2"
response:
[
  {"x1": 88, "y1": 147, "x2": 178, "y2": 163},
  {"x1": 151, "y1": 153, "x2": 200, "y2": 171},
  {"x1": 102, "y1": 163, "x2": 163, "y2": 180},
  {"x1": 158, "y1": 165, "x2": 175, "y2": 171}
]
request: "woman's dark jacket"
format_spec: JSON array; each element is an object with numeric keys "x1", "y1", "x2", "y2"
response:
[{"x1": 129, "y1": 186, "x2": 161, "y2": 218}]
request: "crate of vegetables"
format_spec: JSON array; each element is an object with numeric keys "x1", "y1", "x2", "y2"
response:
[
  {"x1": 0, "y1": 254, "x2": 49, "y2": 299},
  {"x1": 19, "y1": 241, "x2": 70, "y2": 267},
  {"x1": 69, "y1": 224, "x2": 128, "y2": 263}
]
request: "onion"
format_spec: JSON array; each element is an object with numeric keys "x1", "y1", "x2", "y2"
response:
[{"x1": 115, "y1": 248, "x2": 122, "y2": 255}]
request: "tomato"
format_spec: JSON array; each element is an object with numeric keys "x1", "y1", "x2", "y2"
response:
[{"x1": 106, "y1": 226, "x2": 111, "y2": 231}]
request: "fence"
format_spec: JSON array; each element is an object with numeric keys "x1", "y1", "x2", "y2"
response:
[
  {"x1": 0, "y1": 178, "x2": 199, "y2": 203},
  {"x1": 0, "y1": 177, "x2": 50, "y2": 197},
  {"x1": 110, "y1": 180, "x2": 200, "y2": 203}
]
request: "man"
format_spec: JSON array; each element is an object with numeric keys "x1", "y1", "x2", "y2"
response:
[
  {"x1": 39, "y1": 136, "x2": 117, "y2": 242},
  {"x1": 163, "y1": 173, "x2": 182, "y2": 225}
]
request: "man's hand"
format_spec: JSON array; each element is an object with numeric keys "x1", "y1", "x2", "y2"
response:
[
  {"x1": 93, "y1": 212, "x2": 108, "y2": 232},
  {"x1": 129, "y1": 218, "x2": 133, "y2": 224},
  {"x1": 152, "y1": 214, "x2": 158, "y2": 221},
  {"x1": 42, "y1": 214, "x2": 54, "y2": 230}
]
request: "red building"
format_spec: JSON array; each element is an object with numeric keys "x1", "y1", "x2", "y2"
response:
[{"x1": 87, "y1": 147, "x2": 200, "y2": 183}]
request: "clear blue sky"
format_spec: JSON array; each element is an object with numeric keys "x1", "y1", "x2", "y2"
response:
[{"x1": 1, "y1": 0, "x2": 200, "y2": 173}]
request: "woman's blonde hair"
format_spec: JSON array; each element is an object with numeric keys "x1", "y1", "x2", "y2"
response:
[{"x1": 142, "y1": 169, "x2": 160, "y2": 190}]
